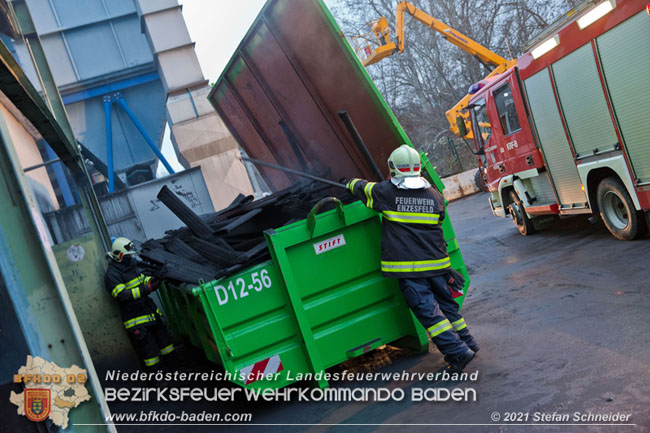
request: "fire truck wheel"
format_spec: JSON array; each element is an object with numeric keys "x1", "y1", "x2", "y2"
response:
[
  {"x1": 507, "y1": 190, "x2": 535, "y2": 236},
  {"x1": 597, "y1": 177, "x2": 641, "y2": 241}
]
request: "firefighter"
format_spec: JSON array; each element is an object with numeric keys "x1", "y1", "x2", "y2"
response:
[
  {"x1": 105, "y1": 237, "x2": 175, "y2": 371},
  {"x1": 346, "y1": 144, "x2": 478, "y2": 372}
]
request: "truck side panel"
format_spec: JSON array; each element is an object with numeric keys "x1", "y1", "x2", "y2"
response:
[
  {"x1": 597, "y1": 11, "x2": 650, "y2": 186},
  {"x1": 523, "y1": 69, "x2": 586, "y2": 207},
  {"x1": 551, "y1": 43, "x2": 618, "y2": 159},
  {"x1": 518, "y1": 1, "x2": 650, "y2": 210}
]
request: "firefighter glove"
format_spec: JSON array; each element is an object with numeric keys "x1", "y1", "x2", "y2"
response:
[
  {"x1": 346, "y1": 178, "x2": 360, "y2": 192},
  {"x1": 447, "y1": 269, "x2": 465, "y2": 293},
  {"x1": 148, "y1": 277, "x2": 162, "y2": 292}
]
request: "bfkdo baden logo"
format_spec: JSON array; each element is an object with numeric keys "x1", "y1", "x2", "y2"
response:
[
  {"x1": 10, "y1": 356, "x2": 91, "y2": 429},
  {"x1": 25, "y1": 389, "x2": 51, "y2": 422}
]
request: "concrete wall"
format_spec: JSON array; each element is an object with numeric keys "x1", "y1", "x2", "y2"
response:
[
  {"x1": 442, "y1": 168, "x2": 481, "y2": 202},
  {"x1": 52, "y1": 234, "x2": 139, "y2": 375}
]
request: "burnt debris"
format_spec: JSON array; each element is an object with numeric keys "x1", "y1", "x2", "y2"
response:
[{"x1": 139, "y1": 181, "x2": 354, "y2": 285}]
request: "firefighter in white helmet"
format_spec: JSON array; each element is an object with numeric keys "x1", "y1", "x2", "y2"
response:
[
  {"x1": 347, "y1": 144, "x2": 478, "y2": 372},
  {"x1": 104, "y1": 237, "x2": 175, "y2": 371}
]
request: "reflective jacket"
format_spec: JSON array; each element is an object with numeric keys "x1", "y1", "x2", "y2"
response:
[
  {"x1": 347, "y1": 178, "x2": 450, "y2": 278},
  {"x1": 104, "y1": 260, "x2": 159, "y2": 329}
]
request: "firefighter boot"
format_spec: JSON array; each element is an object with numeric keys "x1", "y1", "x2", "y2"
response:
[
  {"x1": 457, "y1": 329, "x2": 479, "y2": 353},
  {"x1": 160, "y1": 346, "x2": 181, "y2": 373},
  {"x1": 447, "y1": 349, "x2": 475, "y2": 373},
  {"x1": 450, "y1": 318, "x2": 479, "y2": 353}
]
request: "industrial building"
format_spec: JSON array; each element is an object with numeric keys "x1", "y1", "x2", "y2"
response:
[{"x1": 0, "y1": 1, "x2": 255, "y2": 430}]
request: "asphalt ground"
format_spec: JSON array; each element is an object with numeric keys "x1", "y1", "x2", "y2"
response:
[{"x1": 108, "y1": 192, "x2": 650, "y2": 433}]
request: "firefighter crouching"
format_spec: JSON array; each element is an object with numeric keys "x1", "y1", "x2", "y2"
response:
[
  {"x1": 347, "y1": 144, "x2": 478, "y2": 372},
  {"x1": 105, "y1": 237, "x2": 175, "y2": 371}
]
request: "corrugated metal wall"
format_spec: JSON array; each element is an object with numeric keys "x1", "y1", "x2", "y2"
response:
[
  {"x1": 43, "y1": 166, "x2": 214, "y2": 243},
  {"x1": 13, "y1": 0, "x2": 167, "y2": 174},
  {"x1": 21, "y1": 0, "x2": 152, "y2": 87}
]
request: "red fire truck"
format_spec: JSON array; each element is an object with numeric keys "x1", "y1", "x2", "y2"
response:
[{"x1": 463, "y1": 0, "x2": 650, "y2": 240}]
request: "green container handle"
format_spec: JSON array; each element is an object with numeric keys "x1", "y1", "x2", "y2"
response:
[{"x1": 306, "y1": 197, "x2": 346, "y2": 237}]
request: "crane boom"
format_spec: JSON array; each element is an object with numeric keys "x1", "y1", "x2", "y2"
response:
[
  {"x1": 363, "y1": 1, "x2": 506, "y2": 68},
  {"x1": 395, "y1": 2, "x2": 506, "y2": 68},
  {"x1": 359, "y1": 1, "x2": 516, "y2": 138}
]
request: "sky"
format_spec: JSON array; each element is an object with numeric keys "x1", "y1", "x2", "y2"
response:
[
  {"x1": 157, "y1": 0, "x2": 267, "y2": 176},
  {"x1": 178, "y1": 0, "x2": 267, "y2": 82}
]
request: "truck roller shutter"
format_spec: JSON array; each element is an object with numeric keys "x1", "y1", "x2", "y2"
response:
[
  {"x1": 551, "y1": 43, "x2": 618, "y2": 159},
  {"x1": 524, "y1": 70, "x2": 586, "y2": 207},
  {"x1": 597, "y1": 11, "x2": 650, "y2": 185}
]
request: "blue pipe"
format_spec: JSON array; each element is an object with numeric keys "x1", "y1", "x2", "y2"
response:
[
  {"x1": 104, "y1": 98, "x2": 114, "y2": 192},
  {"x1": 115, "y1": 96, "x2": 175, "y2": 175},
  {"x1": 44, "y1": 141, "x2": 75, "y2": 206}
]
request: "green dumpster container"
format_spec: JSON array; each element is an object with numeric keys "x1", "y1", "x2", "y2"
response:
[{"x1": 159, "y1": 197, "x2": 436, "y2": 390}]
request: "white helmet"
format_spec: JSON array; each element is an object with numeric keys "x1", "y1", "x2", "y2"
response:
[
  {"x1": 108, "y1": 237, "x2": 137, "y2": 262},
  {"x1": 387, "y1": 144, "x2": 421, "y2": 178}
]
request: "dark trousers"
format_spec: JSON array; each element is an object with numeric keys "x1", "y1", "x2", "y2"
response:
[
  {"x1": 127, "y1": 320, "x2": 174, "y2": 369},
  {"x1": 398, "y1": 275, "x2": 476, "y2": 358}
]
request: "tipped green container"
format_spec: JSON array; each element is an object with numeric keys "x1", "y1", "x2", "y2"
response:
[{"x1": 158, "y1": 0, "x2": 471, "y2": 391}]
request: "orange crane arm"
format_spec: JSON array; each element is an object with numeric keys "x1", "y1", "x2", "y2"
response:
[
  {"x1": 395, "y1": 2, "x2": 506, "y2": 68},
  {"x1": 364, "y1": 1, "x2": 506, "y2": 68},
  {"x1": 361, "y1": 1, "x2": 515, "y2": 139},
  {"x1": 444, "y1": 61, "x2": 515, "y2": 138}
]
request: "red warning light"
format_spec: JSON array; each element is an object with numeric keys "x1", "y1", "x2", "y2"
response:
[{"x1": 647, "y1": 4, "x2": 650, "y2": 14}]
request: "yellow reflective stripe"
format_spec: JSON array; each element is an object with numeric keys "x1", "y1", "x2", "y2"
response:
[
  {"x1": 347, "y1": 178, "x2": 360, "y2": 191},
  {"x1": 114, "y1": 275, "x2": 145, "y2": 298},
  {"x1": 123, "y1": 314, "x2": 156, "y2": 329},
  {"x1": 364, "y1": 182, "x2": 376, "y2": 209},
  {"x1": 427, "y1": 320, "x2": 453, "y2": 337},
  {"x1": 124, "y1": 276, "x2": 142, "y2": 290},
  {"x1": 132, "y1": 286, "x2": 141, "y2": 300},
  {"x1": 381, "y1": 258, "x2": 451, "y2": 272},
  {"x1": 143, "y1": 356, "x2": 160, "y2": 367},
  {"x1": 160, "y1": 344, "x2": 174, "y2": 355},
  {"x1": 382, "y1": 210, "x2": 440, "y2": 224},
  {"x1": 382, "y1": 258, "x2": 450, "y2": 266},
  {"x1": 452, "y1": 318, "x2": 467, "y2": 331},
  {"x1": 111, "y1": 284, "x2": 126, "y2": 298}
]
